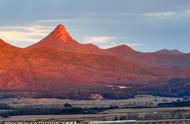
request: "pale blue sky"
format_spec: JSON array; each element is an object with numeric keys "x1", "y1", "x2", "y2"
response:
[{"x1": 0, "y1": 0, "x2": 190, "y2": 52}]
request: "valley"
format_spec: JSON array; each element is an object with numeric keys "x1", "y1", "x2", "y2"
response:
[{"x1": 0, "y1": 95, "x2": 190, "y2": 123}]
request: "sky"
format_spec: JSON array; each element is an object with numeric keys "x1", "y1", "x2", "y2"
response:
[{"x1": 0, "y1": 0, "x2": 190, "y2": 52}]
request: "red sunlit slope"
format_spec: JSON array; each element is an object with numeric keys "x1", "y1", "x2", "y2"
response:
[
  {"x1": 107, "y1": 45, "x2": 190, "y2": 68},
  {"x1": 29, "y1": 25, "x2": 108, "y2": 55},
  {"x1": 0, "y1": 24, "x2": 190, "y2": 98}
]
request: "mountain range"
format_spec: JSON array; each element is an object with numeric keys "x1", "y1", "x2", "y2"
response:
[{"x1": 0, "y1": 24, "x2": 190, "y2": 99}]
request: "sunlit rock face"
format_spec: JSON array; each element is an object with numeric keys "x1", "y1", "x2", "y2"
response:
[
  {"x1": 28, "y1": 24, "x2": 78, "y2": 49},
  {"x1": 51, "y1": 24, "x2": 73, "y2": 42}
]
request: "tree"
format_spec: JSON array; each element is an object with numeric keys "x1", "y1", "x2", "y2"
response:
[
  {"x1": 64, "y1": 103, "x2": 72, "y2": 107},
  {"x1": 113, "y1": 116, "x2": 118, "y2": 121}
]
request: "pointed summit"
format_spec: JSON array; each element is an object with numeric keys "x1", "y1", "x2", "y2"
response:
[
  {"x1": 28, "y1": 24, "x2": 78, "y2": 49},
  {"x1": 50, "y1": 24, "x2": 73, "y2": 42},
  {"x1": 28, "y1": 24, "x2": 109, "y2": 54}
]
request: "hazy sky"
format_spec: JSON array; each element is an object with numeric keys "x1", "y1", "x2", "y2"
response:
[{"x1": 0, "y1": 0, "x2": 190, "y2": 52}]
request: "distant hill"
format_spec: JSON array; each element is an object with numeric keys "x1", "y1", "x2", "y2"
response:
[{"x1": 156, "y1": 49, "x2": 184, "y2": 55}]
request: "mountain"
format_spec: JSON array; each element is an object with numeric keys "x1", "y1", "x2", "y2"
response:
[
  {"x1": 156, "y1": 49, "x2": 184, "y2": 55},
  {"x1": 107, "y1": 45, "x2": 190, "y2": 68},
  {"x1": 29, "y1": 25, "x2": 78, "y2": 48},
  {"x1": 107, "y1": 45, "x2": 139, "y2": 56},
  {"x1": 0, "y1": 24, "x2": 190, "y2": 99},
  {"x1": 29, "y1": 25, "x2": 108, "y2": 55}
]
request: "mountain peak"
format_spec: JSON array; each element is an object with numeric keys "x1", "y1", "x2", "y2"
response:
[
  {"x1": 0, "y1": 39, "x2": 11, "y2": 47},
  {"x1": 156, "y1": 49, "x2": 184, "y2": 55},
  {"x1": 54, "y1": 24, "x2": 67, "y2": 33},
  {"x1": 28, "y1": 24, "x2": 78, "y2": 49},
  {"x1": 116, "y1": 45, "x2": 134, "y2": 50},
  {"x1": 50, "y1": 24, "x2": 73, "y2": 42},
  {"x1": 107, "y1": 44, "x2": 136, "y2": 53}
]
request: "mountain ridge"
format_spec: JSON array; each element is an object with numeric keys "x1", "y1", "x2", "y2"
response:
[
  {"x1": 0, "y1": 24, "x2": 190, "y2": 99},
  {"x1": 0, "y1": 24, "x2": 186, "y2": 54},
  {"x1": 156, "y1": 49, "x2": 184, "y2": 55}
]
